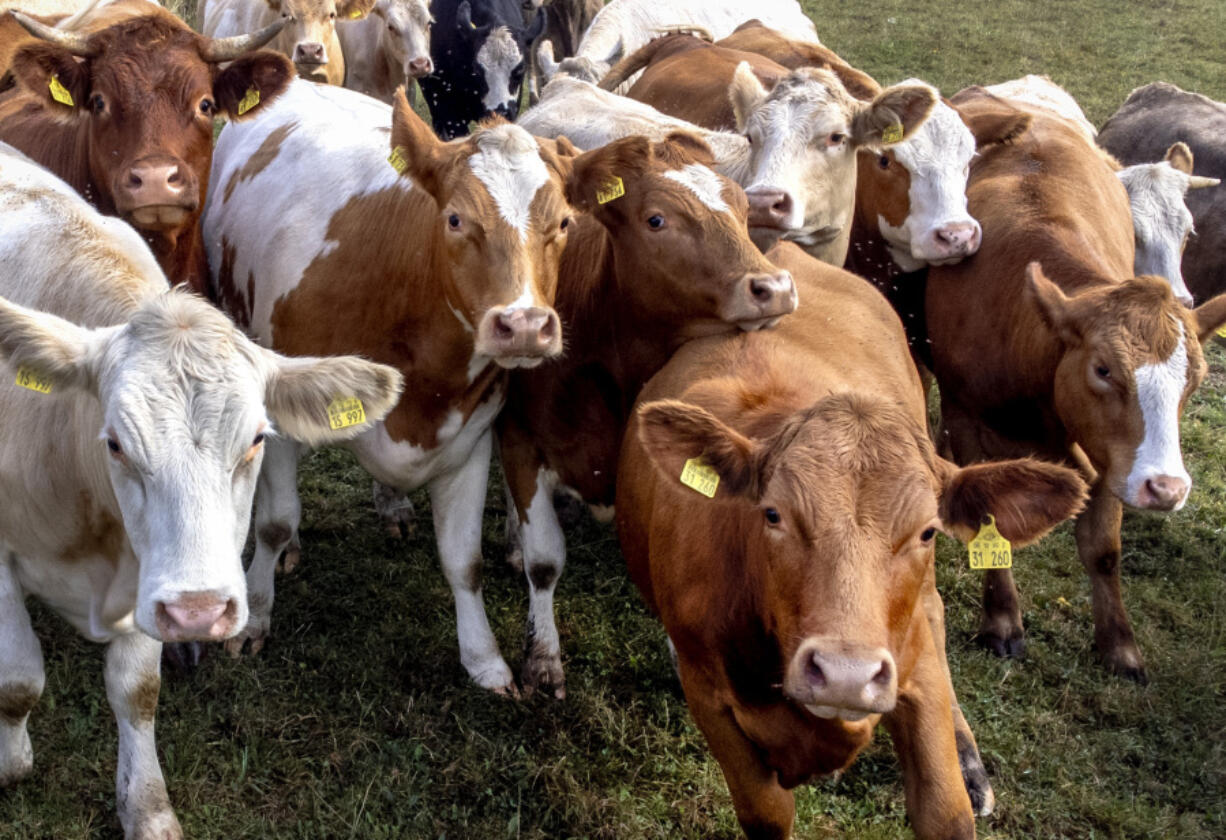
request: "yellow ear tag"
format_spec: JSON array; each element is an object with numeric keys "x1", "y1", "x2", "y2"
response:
[
  {"x1": 881, "y1": 123, "x2": 904, "y2": 144},
  {"x1": 236, "y1": 86, "x2": 260, "y2": 116},
  {"x1": 679, "y1": 458, "x2": 719, "y2": 498},
  {"x1": 348, "y1": 7, "x2": 364, "y2": 17},
  {"x1": 15, "y1": 366, "x2": 53, "y2": 394},
  {"x1": 48, "y1": 75, "x2": 74, "y2": 108},
  {"x1": 1215, "y1": 323, "x2": 1226, "y2": 339},
  {"x1": 968, "y1": 514, "x2": 1012, "y2": 570},
  {"x1": 327, "y1": 397, "x2": 366, "y2": 430},
  {"x1": 388, "y1": 145, "x2": 409, "y2": 175},
  {"x1": 595, "y1": 175, "x2": 625, "y2": 205}
]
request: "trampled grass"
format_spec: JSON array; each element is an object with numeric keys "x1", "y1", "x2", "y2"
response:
[{"x1": 4, "y1": 1, "x2": 1226, "y2": 838}]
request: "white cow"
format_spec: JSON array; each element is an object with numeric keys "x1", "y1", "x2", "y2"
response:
[
  {"x1": 338, "y1": 0, "x2": 432, "y2": 103},
  {"x1": 0, "y1": 144, "x2": 402, "y2": 839},
  {"x1": 519, "y1": 70, "x2": 935, "y2": 265}
]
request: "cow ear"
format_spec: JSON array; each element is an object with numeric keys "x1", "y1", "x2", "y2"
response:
[
  {"x1": 1192, "y1": 293, "x2": 1226, "y2": 344},
  {"x1": 853, "y1": 83, "x2": 936, "y2": 147},
  {"x1": 937, "y1": 457, "x2": 1087, "y2": 548},
  {"x1": 10, "y1": 43, "x2": 90, "y2": 115},
  {"x1": 1025, "y1": 262, "x2": 1081, "y2": 345},
  {"x1": 636, "y1": 399, "x2": 767, "y2": 501},
  {"x1": 958, "y1": 104, "x2": 1031, "y2": 149},
  {"x1": 390, "y1": 85, "x2": 454, "y2": 199},
  {"x1": 0, "y1": 296, "x2": 115, "y2": 394},
  {"x1": 728, "y1": 61, "x2": 768, "y2": 132},
  {"x1": 336, "y1": 0, "x2": 377, "y2": 21},
  {"x1": 565, "y1": 134, "x2": 651, "y2": 214},
  {"x1": 213, "y1": 51, "x2": 293, "y2": 120},
  {"x1": 1164, "y1": 141, "x2": 1194, "y2": 174},
  {"x1": 260, "y1": 350, "x2": 404, "y2": 446},
  {"x1": 536, "y1": 136, "x2": 577, "y2": 183}
]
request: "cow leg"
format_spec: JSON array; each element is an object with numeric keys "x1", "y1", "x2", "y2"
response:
[
  {"x1": 503, "y1": 479, "x2": 524, "y2": 574},
  {"x1": 428, "y1": 430, "x2": 516, "y2": 694},
  {"x1": 105, "y1": 631, "x2": 181, "y2": 840},
  {"x1": 919, "y1": 569, "x2": 993, "y2": 816},
  {"x1": 518, "y1": 466, "x2": 567, "y2": 699},
  {"x1": 883, "y1": 638, "x2": 975, "y2": 840},
  {"x1": 373, "y1": 479, "x2": 415, "y2": 539},
  {"x1": 0, "y1": 553, "x2": 43, "y2": 788},
  {"x1": 1075, "y1": 483, "x2": 1145, "y2": 682},
  {"x1": 226, "y1": 436, "x2": 301, "y2": 657}
]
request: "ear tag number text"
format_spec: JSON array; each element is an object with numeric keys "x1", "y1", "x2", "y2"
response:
[
  {"x1": 968, "y1": 514, "x2": 1012, "y2": 569},
  {"x1": 237, "y1": 86, "x2": 260, "y2": 116},
  {"x1": 15, "y1": 366, "x2": 53, "y2": 394},
  {"x1": 680, "y1": 458, "x2": 719, "y2": 498},
  {"x1": 882, "y1": 122, "x2": 904, "y2": 144},
  {"x1": 596, "y1": 176, "x2": 625, "y2": 204},
  {"x1": 388, "y1": 145, "x2": 409, "y2": 174},
  {"x1": 327, "y1": 397, "x2": 366, "y2": 430}
]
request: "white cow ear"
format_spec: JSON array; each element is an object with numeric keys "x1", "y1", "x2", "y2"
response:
[
  {"x1": 0, "y1": 296, "x2": 112, "y2": 393},
  {"x1": 261, "y1": 349, "x2": 404, "y2": 446},
  {"x1": 728, "y1": 62, "x2": 768, "y2": 132}
]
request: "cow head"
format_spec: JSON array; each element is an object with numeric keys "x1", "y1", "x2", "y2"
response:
[
  {"x1": 0, "y1": 291, "x2": 402, "y2": 643},
  {"x1": 636, "y1": 394, "x2": 1086, "y2": 723},
  {"x1": 390, "y1": 88, "x2": 569, "y2": 367},
  {"x1": 856, "y1": 93, "x2": 1031, "y2": 271},
  {"x1": 727, "y1": 64, "x2": 935, "y2": 263},
  {"x1": 1028, "y1": 262, "x2": 1226, "y2": 511},
  {"x1": 457, "y1": 0, "x2": 544, "y2": 119},
  {"x1": 10, "y1": 12, "x2": 292, "y2": 240},
  {"x1": 373, "y1": 0, "x2": 433, "y2": 79},
  {"x1": 566, "y1": 132, "x2": 797, "y2": 334},
  {"x1": 1116, "y1": 142, "x2": 1220, "y2": 307},
  {"x1": 263, "y1": 0, "x2": 376, "y2": 82}
]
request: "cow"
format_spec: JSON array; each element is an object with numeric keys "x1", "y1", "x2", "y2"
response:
[
  {"x1": 201, "y1": 0, "x2": 375, "y2": 86},
  {"x1": 716, "y1": 17, "x2": 877, "y2": 98},
  {"x1": 337, "y1": 0, "x2": 432, "y2": 103},
  {"x1": 1098, "y1": 82, "x2": 1226, "y2": 305},
  {"x1": 496, "y1": 132, "x2": 797, "y2": 698},
  {"x1": 522, "y1": 0, "x2": 603, "y2": 102},
  {"x1": 521, "y1": 71, "x2": 935, "y2": 265},
  {"x1": 419, "y1": 0, "x2": 544, "y2": 139},
  {"x1": 0, "y1": 142, "x2": 402, "y2": 839},
  {"x1": 617, "y1": 241, "x2": 1089, "y2": 839},
  {"x1": 0, "y1": 0, "x2": 293, "y2": 293},
  {"x1": 926, "y1": 86, "x2": 1226, "y2": 682}
]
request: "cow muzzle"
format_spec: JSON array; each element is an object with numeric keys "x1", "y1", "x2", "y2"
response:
[
  {"x1": 154, "y1": 592, "x2": 241, "y2": 642},
  {"x1": 783, "y1": 638, "x2": 897, "y2": 722},
  {"x1": 116, "y1": 160, "x2": 197, "y2": 230},
  {"x1": 293, "y1": 42, "x2": 328, "y2": 66},
  {"x1": 919, "y1": 220, "x2": 982, "y2": 263},
  {"x1": 721, "y1": 270, "x2": 798, "y2": 331},
  {"x1": 746, "y1": 187, "x2": 801, "y2": 233},
  {"x1": 475, "y1": 305, "x2": 562, "y2": 367},
  {"x1": 406, "y1": 56, "x2": 433, "y2": 78},
  {"x1": 1133, "y1": 474, "x2": 1190, "y2": 511}
]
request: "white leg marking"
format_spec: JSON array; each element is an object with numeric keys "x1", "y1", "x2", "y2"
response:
[
  {"x1": 519, "y1": 468, "x2": 567, "y2": 697},
  {"x1": 0, "y1": 551, "x2": 42, "y2": 787}
]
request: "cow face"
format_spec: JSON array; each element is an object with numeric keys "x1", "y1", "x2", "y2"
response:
[
  {"x1": 566, "y1": 132, "x2": 797, "y2": 333},
  {"x1": 1116, "y1": 143, "x2": 1220, "y2": 307},
  {"x1": 390, "y1": 90, "x2": 567, "y2": 367},
  {"x1": 729, "y1": 64, "x2": 935, "y2": 262},
  {"x1": 636, "y1": 395, "x2": 1086, "y2": 724},
  {"x1": 0, "y1": 291, "x2": 402, "y2": 643},
  {"x1": 1029, "y1": 262, "x2": 1226, "y2": 511},
  {"x1": 458, "y1": 0, "x2": 544, "y2": 119},
  {"x1": 375, "y1": 0, "x2": 433, "y2": 79},
  {"x1": 265, "y1": 0, "x2": 375, "y2": 82},
  {"x1": 10, "y1": 14, "x2": 292, "y2": 240}
]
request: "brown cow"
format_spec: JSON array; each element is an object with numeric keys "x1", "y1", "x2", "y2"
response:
[
  {"x1": 0, "y1": 0, "x2": 292, "y2": 293},
  {"x1": 717, "y1": 18, "x2": 879, "y2": 99},
  {"x1": 497, "y1": 131, "x2": 797, "y2": 697},
  {"x1": 927, "y1": 87, "x2": 1226, "y2": 681},
  {"x1": 617, "y1": 242, "x2": 1088, "y2": 839}
]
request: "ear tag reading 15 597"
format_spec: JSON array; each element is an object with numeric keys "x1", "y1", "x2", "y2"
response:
[
  {"x1": 881, "y1": 122, "x2": 904, "y2": 144},
  {"x1": 388, "y1": 145, "x2": 409, "y2": 174},
  {"x1": 237, "y1": 86, "x2": 260, "y2": 116},
  {"x1": 15, "y1": 366, "x2": 53, "y2": 394},
  {"x1": 595, "y1": 176, "x2": 625, "y2": 205},
  {"x1": 49, "y1": 75, "x2": 74, "y2": 108},
  {"x1": 327, "y1": 397, "x2": 366, "y2": 430},
  {"x1": 680, "y1": 458, "x2": 719, "y2": 498},
  {"x1": 968, "y1": 514, "x2": 1012, "y2": 570}
]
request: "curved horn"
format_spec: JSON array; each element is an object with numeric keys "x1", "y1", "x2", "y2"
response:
[
  {"x1": 11, "y1": 11, "x2": 98, "y2": 57},
  {"x1": 199, "y1": 18, "x2": 287, "y2": 62}
]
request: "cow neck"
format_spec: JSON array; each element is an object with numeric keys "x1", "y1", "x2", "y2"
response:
[{"x1": 0, "y1": 98, "x2": 94, "y2": 199}]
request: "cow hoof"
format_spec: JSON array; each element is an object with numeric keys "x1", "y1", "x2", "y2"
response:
[
  {"x1": 130, "y1": 811, "x2": 183, "y2": 840},
  {"x1": 521, "y1": 653, "x2": 566, "y2": 700},
  {"x1": 373, "y1": 481, "x2": 414, "y2": 539},
  {"x1": 956, "y1": 733, "x2": 994, "y2": 817},
  {"x1": 552, "y1": 490, "x2": 587, "y2": 529},
  {"x1": 276, "y1": 546, "x2": 301, "y2": 575},
  {"x1": 224, "y1": 625, "x2": 269, "y2": 658},
  {"x1": 979, "y1": 630, "x2": 1025, "y2": 659},
  {"x1": 472, "y1": 661, "x2": 518, "y2": 697},
  {"x1": 161, "y1": 641, "x2": 206, "y2": 676},
  {"x1": 1103, "y1": 648, "x2": 1148, "y2": 685},
  {"x1": 0, "y1": 732, "x2": 34, "y2": 788}
]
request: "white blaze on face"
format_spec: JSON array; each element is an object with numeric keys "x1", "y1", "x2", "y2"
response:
[
  {"x1": 664, "y1": 164, "x2": 731, "y2": 213},
  {"x1": 1125, "y1": 317, "x2": 1192, "y2": 509},
  {"x1": 877, "y1": 96, "x2": 979, "y2": 270},
  {"x1": 467, "y1": 125, "x2": 549, "y2": 243},
  {"x1": 476, "y1": 26, "x2": 522, "y2": 113},
  {"x1": 1117, "y1": 162, "x2": 1197, "y2": 304}
]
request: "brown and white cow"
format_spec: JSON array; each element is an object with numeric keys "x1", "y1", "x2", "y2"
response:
[
  {"x1": 927, "y1": 87, "x2": 1226, "y2": 681},
  {"x1": 497, "y1": 132, "x2": 796, "y2": 697},
  {"x1": 617, "y1": 242, "x2": 1088, "y2": 838},
  {"x1": 0, "y1": 0, "x2": 292, "y2": 293},
  {"x1": 0, "y1": 142, "x2": 402, "y2": 839},
  {"x1": 202, "y1": 0, "x2": 374, "y2": 85}
]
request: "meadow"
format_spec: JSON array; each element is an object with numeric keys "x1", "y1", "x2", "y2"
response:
[{"x1": 3, "y1": 0, "x2": 1226, "y2": 837}]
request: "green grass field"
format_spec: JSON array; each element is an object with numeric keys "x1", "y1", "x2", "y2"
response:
[{"x1": 5, "y1": 1, "x2": 1226, "y2": 837}]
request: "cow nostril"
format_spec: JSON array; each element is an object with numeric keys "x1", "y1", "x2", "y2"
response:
[
  {"x1": 127, "y1": 173, "x2": 143, "y2": 189},
  {"x1": 805, "y1": 654, "x2": 826, "y2": 688},
  {"x1": 749, "y1": 278, "x2": 774, "y2": 303},
  {"x1": 871, "y1": 659, "x2": 893, "y2": 686},
  {"x1": 167, "y1": 169, "x2": 183, "y2": 186},
  {"x1": 539, "y1": 317, "x2": 557, "y2": 340},
  {"x1": 494, "y1": 315, "x2": 515, "y2": 340}
]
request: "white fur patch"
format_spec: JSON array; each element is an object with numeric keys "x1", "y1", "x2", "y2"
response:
[
  {"x1": 468, "y1": 125, "x2": 549, "y2": 242},
  {"x1": 476, "y1": 27, "x2": 522, "y2": 113},
  {"x1": 1125, "y1": 318, "x2": 1192, "y2": 507},
  {"x1": 1117, "y1": 162, "x2": 1196, "y2": 303},
  {"x1": 664, "y1": 164, "x2": 730, "y2": 213}
]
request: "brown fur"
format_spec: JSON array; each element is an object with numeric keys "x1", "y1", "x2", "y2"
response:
[{"x1": 718, "y1": 19, "x2": 881, "y2": 101}]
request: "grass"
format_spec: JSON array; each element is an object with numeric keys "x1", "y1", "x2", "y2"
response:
[{"x1": 5, "y1": 1, "x2": 1226, "y2": 838}]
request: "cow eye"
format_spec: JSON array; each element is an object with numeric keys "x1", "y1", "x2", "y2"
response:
[
  {"x1": 920, "y1": 526, "x2": 937, "y2": 542},
  {"x1": 878, "y1": 154, "x2": 890, "y2": 170},
  {"x1": 828, "y1": 132, "x2": 845, "y2": 146},
  {"x1": 647, "y1": 214, "x2": 665, "y2": 230},
  {"x1": 199, "y1": 98, "x2": 214, "y2": 115},
  {"x1": 744, "y1": 133, "x2": 752, "y2": 146},
  {"x1": 559, "y1": 216, "x2": 570, "y2": 231},
  {"x1": 388, "y1": 24, "x2": 397, "y2": 33},
  {"x1": 447, "y1": 213, "x2": 461, "y2": 229},
  {"x1": 106, "y1": 438, "x2": 122, "y2": 457},
  {"x1": 764, "y1": 507, "x2": 782, "y2": 525},
  {"x1": 253, "y1": 432, "x2": 265, "y2": 446},
  {"x1": 1095, "y1": 364, "x2": 1111, "y2": 380},
  {"x1": 90, "y1": 94, "x2": 105, "y2": 114},
  {"x1": 329, "y1": 10, "x2": 336, "y2": 18}
]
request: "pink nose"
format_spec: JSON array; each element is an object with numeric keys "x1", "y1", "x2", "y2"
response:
[
  {"x1": 787, "y1": 640, "x2": 898, "y2": 717},
  {"x1": 745, "y1": 187, "x2": 794, "y2": 230},
  {"x1": 407, "y1": 56, "x2": 433, "y2": 77},
  {"x1": 1138, "y1": 475, "x2": 1189, "y2": 511},
  {"x1": 476, "y1": 305, "x2": 563, "y2": 361},
  {"x1": 746, "y1": 270, "x2": 797, "y2": 315},
  {"x1": 122, "y1": 162, "x2": 186, "y2": 206},
  {"x1": 293, "y1": 42, "x2": 327, "y2": 64},
  {"x1": 932, "y1": 222, "x2": 981, "y2": 256},
  {"x1": 156, "y1": 595, "x2": 237, "y2": 641}
]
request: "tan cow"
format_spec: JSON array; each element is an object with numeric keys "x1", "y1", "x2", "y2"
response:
[
  {"x1": 927, "y1": 87, "x2": 1226, "y2": 681},
  {"x1": 337, "y1": 0, "x2": 432, "y2": 102},
  {"x1": 617, "y1": 242, "x2": 1088, "y2": 838}
]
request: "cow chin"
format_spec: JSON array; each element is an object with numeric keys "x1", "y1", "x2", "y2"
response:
[
  {"x1": 493, "y1": 355, "x2": 547, "y2": 370},
  {"x1": 127, "y1": 205, "x2": 193, "y2": 232}
]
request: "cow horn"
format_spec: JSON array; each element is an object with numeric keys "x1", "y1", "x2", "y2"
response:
[
  {"x1": 11, "y1": 12, "x2": 99, "y2": 57},
  {"x1": 200, "y1": 18, "x2": 287, "y2": 62}
]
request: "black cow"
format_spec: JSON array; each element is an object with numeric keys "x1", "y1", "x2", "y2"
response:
[{"x1": 420, "y1": 0, "x2": 545, "y2": 139}]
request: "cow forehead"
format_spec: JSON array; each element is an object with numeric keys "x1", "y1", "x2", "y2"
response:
[
  {"x1": 1085, "y1": 295, "x2": 1188, "y2": 368},
  {"x1": 1118, "y1": 164, "x2": 1194, "y2": 235},
  {"x1": 477, "y1": 27, "x2": 522, "y2": 68},
  {"x1": 889, "y1": 98, "x2": 975, "y2": 174},
  {"x1": 465, "y1": 125, "x2": 552, "y2": 240},
  {"x1": 284, "y1": 0, "x2": 337, "y2": 17},
  {"x1": 750, "y1": 80, "x2": 852, "y2": 137},
  {"x1": 663, "y1": 164, "x2": 730, "y2": 213}
]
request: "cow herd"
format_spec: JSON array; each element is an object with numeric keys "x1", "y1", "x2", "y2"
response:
[{"x1": 0, "y1": 0, "x2": 1224, "y2": 837}]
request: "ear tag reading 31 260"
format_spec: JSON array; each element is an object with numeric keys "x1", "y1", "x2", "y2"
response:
[
  {"x1": 327, "y1": 397, "x2": 366, "y2": 430},
  {"x1": 881, "y1": 122, "x2": 904, "y2": 144},
  {"x1": 596, "y1": 176, "x2": 625, "y2": 204},
  {"x1": 680, "y1": 458, "x2": 719, "y2": 498},
  {"x1": 968, "y1": 514, "x2": 1012, "y2": 569},
  {"x1": 15, "y1": 366, "x2": 53, "y2": 394},
  {"x1": 49, "y1": 75, "x2": 74, "y2": 108},
  {"x1": 237, "y1": 86, "x2": 260, "y2": 116}
]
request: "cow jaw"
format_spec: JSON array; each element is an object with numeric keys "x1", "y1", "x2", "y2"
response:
[{"x1": 128, "y1": 205, "x2": 193, "y2": 231}]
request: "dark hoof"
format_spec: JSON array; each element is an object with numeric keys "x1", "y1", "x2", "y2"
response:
[
  {"x1": 979, "y1": 632, "x2": 1025, "y2": 659},
  {"x1": 161, "y1": 641, "x2": 206, "y2": 676},
  {"x1": 956, "y1": 732, "x2": 994, "y2": 817},
  {"x1": 552, "y1": 490, "x2": 587, "y2": 529},
  {"x1": 1106, "y1": 660, "x2": 1149, "y2": 685}
]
